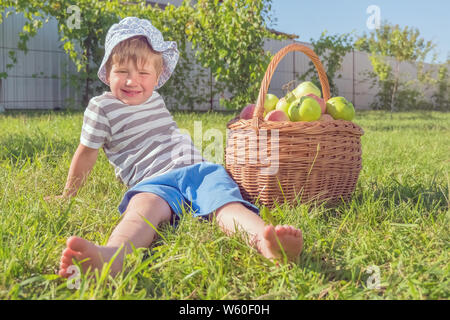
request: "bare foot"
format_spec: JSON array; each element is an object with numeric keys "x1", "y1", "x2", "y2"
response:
[
  {"x1": 258, "y1": 225, "x2": 303, "y2": 262},
  {"x1": 58, "y1": 236, "x2": 124, "y2": 278}
]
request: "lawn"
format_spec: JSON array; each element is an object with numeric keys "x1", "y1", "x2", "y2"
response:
[{"x1": 0, "y1": 109, "x2": 448, "y2": 300}]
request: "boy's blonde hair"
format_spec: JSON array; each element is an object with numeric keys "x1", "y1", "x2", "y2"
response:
[{"x1": 105, "y1": 36, "x2": 163, "y2": 78}]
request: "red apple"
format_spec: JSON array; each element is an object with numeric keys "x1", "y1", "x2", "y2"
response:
[
  {"x1": 319, "y1": 114, "x2": 334, "y2": 122},
  {"x1": 239, "y1": 104, "x2": 255, "y2": 120},
  {"x1": 306, "y1": 93, "x2": 326, "y2": 114},
  {"x1": 264, "y1": 109, "x2": 289, "y2": 121}
]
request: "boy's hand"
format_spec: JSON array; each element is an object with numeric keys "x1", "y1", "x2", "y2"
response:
[{"x1": 52, "y1": 144, "x2": 99, "y2": 202}]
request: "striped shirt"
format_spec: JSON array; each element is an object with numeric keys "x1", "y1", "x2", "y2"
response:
[{"x1": 80, "y1": 91, "x2": 205, "y2": 187}]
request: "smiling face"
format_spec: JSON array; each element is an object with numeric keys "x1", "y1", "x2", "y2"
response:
[
  {"x1": 105, "y1": 36, "x2": 163, "y2": 105},
  {"x1": 107, "y1": 60, "x2": 159, "y2": 105}
]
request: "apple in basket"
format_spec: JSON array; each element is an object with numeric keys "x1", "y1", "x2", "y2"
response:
[
  {"x1": 292, "y1": 81, "x2": 322, "y2": 99},
  {"x1": 288, "y1": 96, "x2": 322, "y2": 122},
  {"x1": 264, "y1": 93, "x2": 279, "y2": 113},
  {"x1": 264, "y1": 109, "x2": 289, "y2": 121},
  {"x1": 305, "y1": 93, "x2": 326, "y2": 114},
  {"x1": 319, "y1": 114, "x2": 334, "y2": 122},
  {"x1": 239, "y1": 104, "x2": 255, "y2": 120},
  {"x1": 326, "y1": 97, "x2": 355, "y2": 121},
  {"x1": 275, "y1": 91, "x2": 296, "y2": 117}
]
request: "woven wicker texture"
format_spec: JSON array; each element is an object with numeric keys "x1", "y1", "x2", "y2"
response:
[{"x1": 225, "y1": 44, "x2": 364, "y2": 208}]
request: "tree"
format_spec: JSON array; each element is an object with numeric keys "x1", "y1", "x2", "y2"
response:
[
  {"x1": 186, "y1": 0, "x2": 277, "y2": 110},
  {"x1": 355, "y1": 22, "x2": 436, "y2": 112},
  {"x1": 1, "y1": 0, "x2": 125, "y2": 105},
  {"x1": 299, "y1": 31, "x2": 354, "y2": 97},
  {"x1": 1, "y1": 0, "x2": 278, "y2": 110},
  {"x1": 431, "y1": 61, "x2": 450, "y2": 111}
]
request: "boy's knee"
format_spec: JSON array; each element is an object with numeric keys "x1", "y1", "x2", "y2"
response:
[
  {"x1": 214, "y1": 201, "x2": 243, "y2": 217},
  {"x1": 127, "y1": 192, "x2": 172, "y2": 217}
]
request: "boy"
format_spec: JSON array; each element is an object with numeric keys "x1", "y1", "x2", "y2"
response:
[{"x1": 52, "y1": 17, "x2": 303, "y2": 278}]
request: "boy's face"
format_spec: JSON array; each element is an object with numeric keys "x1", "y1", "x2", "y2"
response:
[{"x1": 106, "y1": 59, "x2": 160, "y2": 106}]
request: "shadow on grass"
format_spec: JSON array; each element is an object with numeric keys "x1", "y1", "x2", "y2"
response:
[
  {"x1": 298, "y1": 250, "x2": 368, "y2": 289},
  {"x1": 0, "y1": 131, "x2": 76, "y2": 164},
  {"x1": 356, "y1": 110, "x2": 448, "y2": 121},
  {"x1": 354, "y1": 175, "x2": 449, "y2": 215},
  {"x1": 360, "y1": 123, "x2": 449, "y2": 132},
  {"x1": 258, "y1": 178, "x2": 448, "y2": 289},
  {"x1": 1, "y1": 110, "x2": 81, "y2": 164}
]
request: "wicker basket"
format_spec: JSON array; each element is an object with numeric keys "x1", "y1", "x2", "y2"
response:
[{"x1": 225, "y1": 44, "x2": 364, "y2": 208}]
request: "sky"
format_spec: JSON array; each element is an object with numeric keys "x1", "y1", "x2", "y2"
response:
[{"x1": 269, "y1": 0, "x2": 449, "y2": 64}]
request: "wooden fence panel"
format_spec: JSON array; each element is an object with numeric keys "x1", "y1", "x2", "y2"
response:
[{"x1": 0, "y1": 11, "x2": 80, "y2": 110}]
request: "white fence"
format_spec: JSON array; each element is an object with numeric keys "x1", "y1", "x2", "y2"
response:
[
  {"x1": 261, "y1": 38, "x2": 439, "y2": 111},
  {"x1": 0, "y1": 11, "x2": 81, "y2": 110},
  {"x1": 0, "y1": 10, "x2": 439, "y2": 112}
]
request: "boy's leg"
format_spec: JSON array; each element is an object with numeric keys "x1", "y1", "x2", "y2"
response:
[
  {"x1": 59, "y1": 193, "x2": 172, "y2": 278},
  {"x1": 214, "y1": 202, "x2": 303, "y2": 261},
  {"x1": 107, "y1": 192, "x2": 172, "y2": 249}
]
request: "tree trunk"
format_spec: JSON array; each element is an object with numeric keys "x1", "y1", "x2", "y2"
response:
[
  {"x1": 85, "y1": 47, "x2": 90, "y2": 106},
  {"x1": 390, "y1": 61, "x2": 400, "y2": 114},
  {"x1": 209, "y1": 68, "x2": 213, "y2": 111}
]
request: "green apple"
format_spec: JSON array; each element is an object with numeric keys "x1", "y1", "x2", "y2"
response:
[
  {"x1": 326, "y1": 97, "x2": 355, "y2": 121},
  {"x1": 264, "y1": 93, "x2": 279, "y2": 113},
  {"x1": 275, "y1": 91, "x2": 296, "y2": 116},
  {"x1": 288, "y1": 96, "x2": 322, "y2": 122},
  {"x1": 275, "y1": 98, "x2": 290, "y2": 116},
  {"x1": 292, "y1": 81, "x2": 322, "y2": 99}
]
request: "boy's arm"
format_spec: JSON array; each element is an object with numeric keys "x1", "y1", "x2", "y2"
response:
[{"x1": 60, "y1": 143, "x2": 99, "y2": 198}]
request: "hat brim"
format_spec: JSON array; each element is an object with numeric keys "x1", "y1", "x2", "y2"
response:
[{"x1": 97, "y1": 17, "x2": 179, "y2": 90}]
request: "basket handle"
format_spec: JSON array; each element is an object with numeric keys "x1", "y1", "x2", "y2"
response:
[{"x1": 252, "y1": 43, "x2": 331, "y2": 129}]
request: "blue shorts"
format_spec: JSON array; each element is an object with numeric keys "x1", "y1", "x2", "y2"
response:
[{"x1": 118, "y1": 161, "x2": 260, "y2": 218}]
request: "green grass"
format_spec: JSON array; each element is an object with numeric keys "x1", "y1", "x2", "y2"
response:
[{"x1": 0, "y1": 109, "x2": 449, "y2": 300}]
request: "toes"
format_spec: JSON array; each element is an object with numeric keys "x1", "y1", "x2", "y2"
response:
[
  {"x1": 60, "y1": 262, "x2": 70, "y2": 270},
  {"x1": 61, "y1": 247, "x2": 83, "y2": 268},
  {"x1": 61, "y1": 249, "x2": 76, "y2": 262},
  {"x1": 60, "y1": 257, "x2": 72, "y2": 266},
  {"x1": 263, "y1": 225, "x2": 276, "y2": 241},
  {"x1": 287, "y1": 226, "x2": 302, "y2": 238},
  {"x1": 59, "y1": 267, "x2": 69, "y2": 278},
  {"x1": 287, "y1": 226, "x2": 300, "y2": 237},
  {"x1": 275, "y1": 225, "x2": 302, "y2": 238},
  {"x1": 67, "y1": 236, "x2": 90, "y2": 252},
  {"x1": 275, "y1": 225, "x2": 290, "y2": 236},
  {"x1": 59, "y1": 267, "x2": 76, "y2": 279},
  {"x1": 274, "y1": 225, "x2": 283, "y2": 235}
]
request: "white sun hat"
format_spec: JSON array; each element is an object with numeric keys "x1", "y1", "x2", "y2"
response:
[{"x1": 97, "y1": 17, "x2": 179, "y2": 89}]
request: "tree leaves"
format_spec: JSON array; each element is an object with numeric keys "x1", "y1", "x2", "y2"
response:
[
  {"x1": 299, "y1": 31, "x2": 354, "y2": 97},
  {"x1": 1, "y1": 0, "x2": 278, "y2": 110},
  {"x1": 355, "y1": 22, "x2": 439, "y2": 111}
]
